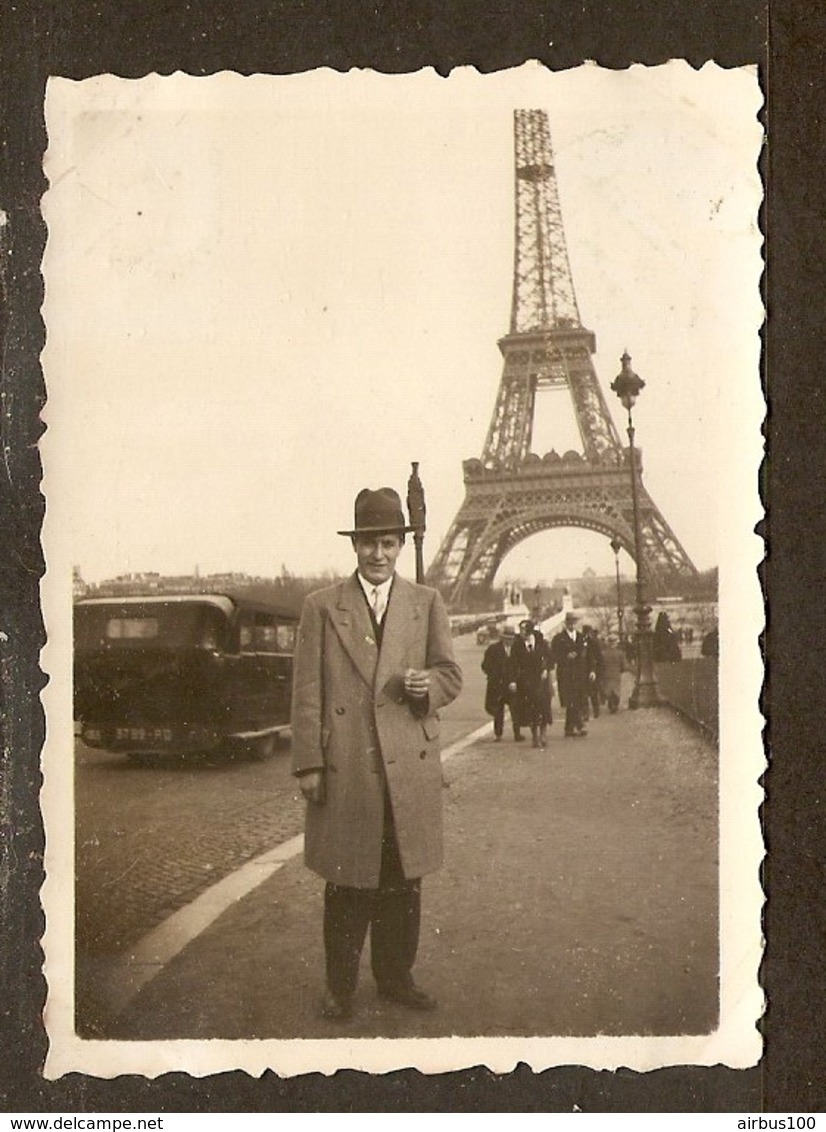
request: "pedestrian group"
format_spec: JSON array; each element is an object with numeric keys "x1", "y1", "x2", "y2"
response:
[{"x1": 482, "y1": 612, "x2": 627, "y2": 742}]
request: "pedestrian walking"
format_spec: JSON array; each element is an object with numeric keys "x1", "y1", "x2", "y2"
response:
[
  {"x1": 653, "y1": 611, "x2": 682, "y2": 662},
  {"x1": 481, "y1": 624, "x2": 520, "y2": 741},
  {"x1": 291, "y1": 486, "x2": 462, "y2": 1022},
  {"x1": 550, "y1": 611, "x2": 597, "y2": 738},
  {"x1": 581, "y1": 625, "x2": 604, "y2": 719},
  {"x1": 600, "y1": 636, "x2": 626, "y2": 713},
  {"x1": 701, "y1": 625, "x2": 719, "y2": 658},
  {"x1": 514, "y1": 618, "x2": 553, "y2": 748}
]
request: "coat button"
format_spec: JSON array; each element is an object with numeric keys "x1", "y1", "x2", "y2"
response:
[
  {"x1": 420, "y1": 750, "x2": 426, "y2": 759},
  {"x1": 335, "y1": 707, "x2": 345, "y2": 715}
]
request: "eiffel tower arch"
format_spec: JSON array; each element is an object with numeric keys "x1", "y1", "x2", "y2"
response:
[{"x1": 427, "y1": 109, "x2": 697, "y2": 608}]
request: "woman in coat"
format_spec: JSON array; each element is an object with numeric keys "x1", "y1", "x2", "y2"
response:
[{"x1": 653, "y1": 611, "x2": 682, "y2": 662}]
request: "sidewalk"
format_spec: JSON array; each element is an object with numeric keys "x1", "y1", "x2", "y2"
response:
[{"x1": 108, "y1": 699, "x2": 719, "y2": 1042}]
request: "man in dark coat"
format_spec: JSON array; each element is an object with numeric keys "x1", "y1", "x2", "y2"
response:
[
  {"x1": 291, "y1": 487, "x2": 462, "y2": 1022},
  {"x1": 551, "y1": 610, "x2": 597, "y2": 737},
  {"x1": 481, "y1": 624, "x2": 519, "y2": 741},
  {"x1": 581, "y1": 625, "x2": 605, "y2": 718},
  {"x1": 513, "y1": 618, "x2": 554, "y2": 748}
]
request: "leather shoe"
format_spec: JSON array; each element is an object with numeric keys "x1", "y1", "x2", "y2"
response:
[
  {"x1": 320, "y1": 988, "x2": 352, "y2": 1021},
  {"x1": 377, "y1": 984, "x2": 437, "y2": 1011}
]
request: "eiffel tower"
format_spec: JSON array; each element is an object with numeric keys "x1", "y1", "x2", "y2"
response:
[{"x1": 426, "y1": 109, "x2": 698, "y2": 608}]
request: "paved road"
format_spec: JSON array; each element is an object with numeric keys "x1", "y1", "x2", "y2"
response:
[
  {"x1": 75, "y1": 634, "x2": 490, "y2": 961},
  {"x1": 72, "y1": 631, "x2": 723, "y2": 1049},
  {"x1": 105, "y1": 689, "x2": 720, "y2": 1047}
]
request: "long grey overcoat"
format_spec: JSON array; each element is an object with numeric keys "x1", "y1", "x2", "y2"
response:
[{"x1": 291, "y1": 572, "x2": 462, "y2": 889}]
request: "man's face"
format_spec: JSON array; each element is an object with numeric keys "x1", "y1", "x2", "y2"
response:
[{"x1": 353, "y1": 532, "x2": 403, "y2": 585}]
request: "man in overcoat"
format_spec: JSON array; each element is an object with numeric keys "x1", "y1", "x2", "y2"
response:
[
  {"x1": 550, "y1": 610, "x2": 597, "y2": 737},
  {"x1": 481, "y1": 623, "x2": 519, "y2": 741},
  {"x1": 513, "y1": 618, "x2": 554, "y2": 748},
  {"x1": 291, "y1": 487, "x2": 462, "y2": 1021},
  {"x1": 581, "y1": 624, "x2": 605, "y2": 718}
]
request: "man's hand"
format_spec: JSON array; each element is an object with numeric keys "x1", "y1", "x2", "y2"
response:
[
  {"x1": 299, "y1": 770, "x2": 325, "y2": 804},
  {"x1": 588, "y1": 671, "x2": 597, "y2": 682},
  {"x1": 404, "y1": 667, "x2": 431, "y2": 700}
]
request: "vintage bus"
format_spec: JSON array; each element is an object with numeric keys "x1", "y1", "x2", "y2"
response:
[{"x1": 73, "y1": 592, "x2": 298, "y2": 760}]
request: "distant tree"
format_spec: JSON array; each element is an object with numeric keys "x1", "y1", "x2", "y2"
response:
[
  {"x1": 681, "y1": 567, "x2": 718, "y2": 601},
  {"x1": 243, "y1": 571, "x2": 349, "y2": 610},
  {"x1": 694, "y1": 601, "x2": 718, "y2": 636},
  {"x1": 580, "y1": 586, "x2": 621, "y2": 640}
]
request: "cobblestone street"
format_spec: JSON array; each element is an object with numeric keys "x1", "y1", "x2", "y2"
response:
[
  {"x1": 75, "y1": 739, "x2": 305, "y2": 957},
  {"x1": 74, "y1": 636, "x2": 489, "y2": 960}
]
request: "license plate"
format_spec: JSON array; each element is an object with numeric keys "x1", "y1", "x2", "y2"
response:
[{"x1": 114, "y1": 726, "x2": 173, "y2": 744}]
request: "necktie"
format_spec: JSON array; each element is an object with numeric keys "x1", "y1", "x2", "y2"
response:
[{"x1": 371, "y1": 586, "x2": 384, "y2": 623}]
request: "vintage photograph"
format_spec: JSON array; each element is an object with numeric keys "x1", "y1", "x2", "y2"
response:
[{"x1": 40, "y1": 62, "x2": 763, "y2": 1078}]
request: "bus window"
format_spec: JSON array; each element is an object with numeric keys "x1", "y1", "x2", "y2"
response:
[
  {"x1": 276, "y1": 624, "x2": 296, "y2": 652},
  {"x1": 106, "y1": 617, "x2": 159, "y2": 640},
  {"x1": 254, "y1": 624, "x2": 278, "y2": 651},
  {"x1": 240, "y1": 617, "x2": 281, "y2": 653}
]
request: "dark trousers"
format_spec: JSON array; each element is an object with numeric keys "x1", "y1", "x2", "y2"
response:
[
  {"x1": 564, "y1": 695, "x2": 587, "y2": 735},
  {"x1": 323, "y1": 801, "x2": 421, "y2": 1002},
  {"x1": 492, "y1": 700, "x2": 516, "y2": 739}
]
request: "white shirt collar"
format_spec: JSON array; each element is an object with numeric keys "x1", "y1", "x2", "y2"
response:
[{"x1": 357, "y1": 573, "x2": 394, "y2": 604}]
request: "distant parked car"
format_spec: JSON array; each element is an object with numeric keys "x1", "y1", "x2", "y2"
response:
[{"x1": 74, "y1": 591, "x2": 298, "y2": 760}]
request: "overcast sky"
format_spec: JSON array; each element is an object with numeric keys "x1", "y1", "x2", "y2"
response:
[{"x1": 43, "y1": 63, "x2": 762, "y2": 587}]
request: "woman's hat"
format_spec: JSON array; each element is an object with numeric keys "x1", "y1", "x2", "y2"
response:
[{"x1": 337, "y1": 487, "x2": 415, "y2": 536}]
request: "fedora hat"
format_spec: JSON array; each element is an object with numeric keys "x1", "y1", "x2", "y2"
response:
[{"x1": 337, "y1": 487, "x2": 415, "y2": 536}]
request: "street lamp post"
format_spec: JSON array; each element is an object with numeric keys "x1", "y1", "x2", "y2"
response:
[
  {"x1": 406, "y1": 461, "x2": 426, "y2": 585},
  {"x1": 610, "y1": 352, "x2": 660, "y2": 708},
  {"x1": 609, "y1": 536, "x2": 625, "y2": 646}
]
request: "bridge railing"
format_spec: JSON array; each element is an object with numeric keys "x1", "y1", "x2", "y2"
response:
[{"x1": 654, "y1": 657, "x2": 718, "y2": 742}]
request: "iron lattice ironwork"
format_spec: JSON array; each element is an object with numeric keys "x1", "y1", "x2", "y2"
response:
[{"x1": 427, "y1": 109, "x2": 697, "y2": 607}]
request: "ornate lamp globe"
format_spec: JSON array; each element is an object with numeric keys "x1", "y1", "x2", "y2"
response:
[{"x1": 611, "y1": 351, "x2": 646, "y2": 411}]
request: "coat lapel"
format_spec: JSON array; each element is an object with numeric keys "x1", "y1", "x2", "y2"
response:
[
  {"x1": 329, "y1": 574, "x2": 379, "y2": 689},
  {"x1": 375, "y1": 575, "x2": 421, "y2": 692}
]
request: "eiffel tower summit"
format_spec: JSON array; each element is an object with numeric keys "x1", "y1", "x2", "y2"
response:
[{"x1": 426, "y1": 109, "x2": 698, "y2": 609}]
